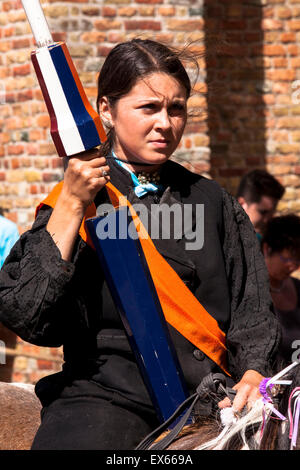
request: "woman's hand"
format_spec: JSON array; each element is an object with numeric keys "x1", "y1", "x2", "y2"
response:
[
  {"x1": 62, "y1": 148, "x2": 110, "y2": 213},
  {"x1": 46, "y1": 148, "x2": 110, "y2": 261},
  {"x1": 218, "y1": 369, "x2": 264, "y2": 412}
]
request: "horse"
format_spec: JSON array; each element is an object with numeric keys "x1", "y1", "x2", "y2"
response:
[
  {"x1": 0, "y1": 381, "x2": 41, "y2": 450},
  {"x1": 1, "y1": 361, "x2": 299, "y2": 450}
]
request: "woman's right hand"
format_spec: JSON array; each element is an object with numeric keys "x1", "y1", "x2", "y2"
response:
[
  {"x1": 46, "y1": 148, "x2": 110, "y2": 261},
  {"x1": 62, "y1": 148, "x2": 110, "y2": 214}
]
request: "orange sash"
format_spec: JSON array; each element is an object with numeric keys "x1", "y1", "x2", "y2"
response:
[{"x1": 36, "y1": 181, "x2": 229, "y2": 375}]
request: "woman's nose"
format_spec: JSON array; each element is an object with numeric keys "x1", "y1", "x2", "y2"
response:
[{"x1": 154, "y1": 109, "x2": 171, "y2": 130}]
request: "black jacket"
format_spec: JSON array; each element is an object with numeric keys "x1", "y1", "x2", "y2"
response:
[{"x1": 0, "y1": 158, "x2": 280, "y2": 413}]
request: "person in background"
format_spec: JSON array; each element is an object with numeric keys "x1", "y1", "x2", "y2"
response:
[
  {"x1": 0, "y1": 208, "x2": 19, "y2": 269},
  {"x1": 262, "y1": 214, "x2": 300, "y2": 366},
  {"x1": 236, "y1": 169, "x2": 285, "y2": 240}
]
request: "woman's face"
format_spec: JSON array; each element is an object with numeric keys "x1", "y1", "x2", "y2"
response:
[
  {"x1": 263, "y1": 245, "x2": 300, "y2": 281},
  {"x1": 99, "y1": 72, "x2": 188, "y2": 171}
]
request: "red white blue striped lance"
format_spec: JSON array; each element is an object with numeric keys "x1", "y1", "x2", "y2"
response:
[
  {"x1": 21, "y1": 0, "x2": 106, "y2": 158},
  {"x1": 31, "y1": 42, "x2": 107, "y2": 157}
]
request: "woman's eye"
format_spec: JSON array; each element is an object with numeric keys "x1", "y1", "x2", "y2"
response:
[
  {"x1": 168, "y1": 103, "x2": 186, "y2": 115},
  {"x1": 170, "y1": 103, "x2": 185, "y2": 112},
  {"x1": 139, "y1": 102, "x2": 186, "y2": 114},
  {"x1": 141, "y1": 103, "x2": 157, "y2": 111}
]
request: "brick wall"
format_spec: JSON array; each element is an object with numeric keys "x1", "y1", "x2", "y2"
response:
[
  {"x1": 204, "y1": 0, "x2": 300, "y2": 211},
  {"x1": 0, "y1": 0, "x2": 300, "y2": 383}
]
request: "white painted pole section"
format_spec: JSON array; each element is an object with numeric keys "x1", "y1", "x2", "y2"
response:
[
  {"x1": 36, "y1": 47, "x2": 85, "y2": 155},
  {"x1": 21, "y1": 0, "x2": 53, "y2": 47}
]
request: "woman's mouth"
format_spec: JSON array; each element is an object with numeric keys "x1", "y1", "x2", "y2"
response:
[{"x1": 150, "y1": 139, "x2": 170, "y2": 148}]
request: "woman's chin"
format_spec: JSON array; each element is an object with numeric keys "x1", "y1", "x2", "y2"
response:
[{"x1": 136, "y1": 153, "x2": 169, "y2": 166}]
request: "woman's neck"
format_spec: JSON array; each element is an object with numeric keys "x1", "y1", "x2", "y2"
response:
[{"x1": 111, "y1": 150, "x2": 163, "y2": 174}]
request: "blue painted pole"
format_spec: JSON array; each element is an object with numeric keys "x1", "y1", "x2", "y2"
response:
[{"x1": 86, "y1": 207, "x2": 189, "y2": 424}]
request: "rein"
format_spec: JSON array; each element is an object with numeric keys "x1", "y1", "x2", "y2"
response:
[{"x1": 135, "y1": 373, "x2": 236, "y2": 450}]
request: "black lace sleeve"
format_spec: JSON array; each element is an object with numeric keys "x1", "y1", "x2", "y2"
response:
[
  {"x1": 222, "y1": 189, "x2": 281, "y2": 380},
  {"x1": 0, "y1": 206, "x2": 76, "y2": 346}
]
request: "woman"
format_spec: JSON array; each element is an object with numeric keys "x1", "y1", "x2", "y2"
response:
[
  {"x1": 0, "y1": 39, "x2": 280, "y2": 450},
  {"x1": 262, "y1": 214, "x2": 300, "y2": 366}
]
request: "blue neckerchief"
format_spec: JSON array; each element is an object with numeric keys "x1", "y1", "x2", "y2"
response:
[{"x1": 111, "y1": 150, "x2": 163, "y2": 198}]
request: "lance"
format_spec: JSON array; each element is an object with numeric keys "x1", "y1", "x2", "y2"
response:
[
  {"x1": 22, "y1": 0, "x2": 107, "y2": 157},
  {"x1": 21, "y1": 0, "x2": 190, "y2": 425}
]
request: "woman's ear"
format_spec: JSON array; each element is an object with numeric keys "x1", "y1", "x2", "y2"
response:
[{"x1": 98, "y1": 96, "x2": 114, "y2": 128}]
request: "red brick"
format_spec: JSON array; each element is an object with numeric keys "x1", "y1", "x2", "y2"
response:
[
  {"x1": 167, "y1": 19, "x2": 204, "y2": 31},
  {"x1": 11, "y1": 158, "x2": 20, "y2": 169},
  {"x1": 37, "y1": 360, "x2": 55, "y2": 370},
  {"x1": 118, "y1": 7, "x2": 137, "y2": 16},
  {"x1": 287, "y1": 20, "x2": 300, "y2": 30},
  {"x1": 81, "y1": 31, "x2": 106, "y2": 43},
  {"x1": 280, "y1": 32, "x2": 296, "y2": 42},
  {"x1": 273, "y1": 57, "x2": 288, "y2": 67},
  {"x1": 102, "y1": 6, "x2": 117, "y2": 17},
  {"x1": 97, "y1": 46, "x2": 113, "y2": 57},
  {"x1": 51, "y1": 158, "x2": 64, "y2": 169},
  {"x1": 42, "y1": 172, "x2": 60, "y2": 182},
  {"x1": 12, "y1": 38, "x2": 30, "y2": 49},
  {"x1": 17, "y1": 90, "x2": 33, "y2": 102},
  {"x1": 221, "y1": 20, "x2": 247, "y2": 30},
  {"x1": 82, "y1": 6, "x2": 100, "y2": 16},
  {"x1": 287, "y1": 45, "x2": 299, "y2": 56},
  {"x1": 3, "y1": 27, "x2": 15, "y2": 37},
  {"x1": 94, "y1": 19, "x2": 121, "y2": 30},
  {"x1": 7, "y1": 144, "x2": 24, "y2": 155},
  {"x1": 3, "y1": 2, "x2": 13, "y2": 11},
  {"x1": 52, "y1": 32, "x2": 67, "y2": 43},
  {"x1": 136, "y1": 0, "x2": 162, "y2": 3},
  {"x1": 277, "y1": 7, "x2": 292, "y2": 18},
  {"x1": 29, "y1": 185, "x2": 38, "y2": 194},
  {"x1": 266, "y1": 69, "x2": 296, "y2": 81},
  {"x1": 219, "y1": 168, "x2": 245, "y2": 177},
  {"x1": 261, "y1": 19, "x2": 283, "y2": 30},
  {"x1": 158, "y1": 7, "x2": 175, "y2": 16},
  {"x1": 29, "y1": 130, "x2": 42, "y2": 141},
  {"x1": 245, "y1": 157, "x2": 262, "y2": 166},
  {"x1": 36, "y1": 115, "x2": 50, "y2": 128},
  {"x1": 12, "y1": 64, "x2": 30, "y2": 76},
  {"x1": 262, "y1": 44, "x2": 286, "y2": 56},
  {"x1": 125, "y1": 20, "x2": 161, "y2": 31},
  {"x1": 107, "y1": 32, "x2": 125, "y2": 43}
]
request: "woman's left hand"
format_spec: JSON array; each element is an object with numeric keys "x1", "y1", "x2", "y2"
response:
[{"x1": 218, "y1": 369, "x2": 264, "y2": 412}]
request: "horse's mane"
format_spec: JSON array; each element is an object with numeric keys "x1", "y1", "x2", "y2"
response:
[
  {"x1": 167, "y1": 400, "x2": 264, "y2": 450},
  {"x1": 260, "y1": 362, "x2": 300, "y2": 450},
  {"x1": 167, "y1": 362, "x2": 300, "y2": 451},
  {"x1": 195, "y1": 401, "x2": 264, "y2": 450}
]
